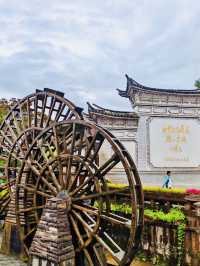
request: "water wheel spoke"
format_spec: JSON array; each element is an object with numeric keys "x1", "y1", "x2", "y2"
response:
[
  {"x1": 72, "y1": 203, "x2": 98, "y2": 216},
  {"x1": 38, "y1": 95, "x2": 46, "y2": 127},
  {"x1": 17, "y1": 105, "x2": 24, "y2": 130},
  {"x1": 68, "y1": 132, "x2": 104, "y2": 191},
  {"x1": 17, "y1": 184, "x2": 53, "y2": 198},
  {"x1": 69, "y1": 213, "x2": 86, "y2": 249},
  {"x1": 26, "y1": 98, "x2": 31, "y2": 127},
  {"x1": 96, "y1": 231, "x2": 125, "y2": 264},
  {"x1": 21, "y1": 130, "x2": 32, "y2": 153},
  {"x1": 23, "y1": 226, "x2": 37, "y2": 240},
  {"x1": 73, "y1": 207, "x2": 97, "y2": 229},
  {"x1": 0, "y1": 197, "x2": 10, "y2": 210},
  {"x1": 67, "y1": 111, "x2": 76, "y2": 120},
  {"x1": 76, "y1": 126, "x2": 85, "y2": 156},
  {"x1": 34, "y1": 95, "x2": 38, "y2": 127},
  {"x1": 71, "y1": 210, "x2": 93, "y2": 238},
  {"x1": 93, "y1": 244, "x2": 106, "y2": 266},
  {"x1": 1, "y1": 130, "x2": 15, "y2": 147},
  {"x1": 100, "y1": 212, "x2": 131, "y2": 228},
  {"x1": 25, "y1": 162, "x2": 57, "y2": 195},
  {"x1": 74, "y1": 182, "x2": 95, "y2": 198},
  {"x1": 83, "y1": 248, "x2": 95, "y2": 266},
  {"x1": 12, "y1": 113, "x2": 21, "y2": 135},
  {"x1": 72, "y1": 209, "x2": 123, "y2": 264},
  {"x1": 63, "y1": 108, "x2": 71, "y2": 120},
  {"x1": 45, "y1": 96, "x2": 56, "y2": 126},
  {"x1": 95, "y1": 153, "x2": 120, "y2": 178},
  {"x1": 16, "y1": 205, "x2": 45, "y2": 214},
  {"x1": 69, "y1": 175, "x2": 94, "y2": 196},
  {"x1": 62, "y1": 127, "x2": 73, "y2": 153},
  {"x1": 73, "y1": 188, "x2": 128, "y2": 202},
  {"x1": 84, "y1": 131, "x2": 105, "y2": 163},
  {"x1": 0, "y1": 198, "x2": 10, "y2": 212},
  {"x1": 45, "y1": 165, "x2": 61, "y2": 192},
  {"x1": 8, "y1": 117, "x2": 19, "y2": 140},
  {"x1": 65, "y1": 123, "x2": 78, "y2": 188},
  {"x1": 55, "y1": 102, "x2": 65, "y2": 122},
  {"x1": 52, "y1": 127, "x2": 64, "y2": 187},
  {"x1": 82, "y1": 211, "x2": 97, "y2": 226}
]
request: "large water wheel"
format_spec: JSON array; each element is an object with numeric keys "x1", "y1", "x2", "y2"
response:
[
  {"x1": 0, "y1": 88, "x2": 82, "y2": 216},
  {"x1": 14, "y1": 120, "x2": 143, "y2": 265},
  {"x1": 0, "y1": 90, "x2": 143, "y2": 265}
]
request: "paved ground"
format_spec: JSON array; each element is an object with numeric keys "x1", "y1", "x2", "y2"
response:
[
  {"x1": 0, "y1": 254, "x2": 26, "y2": 266},
  {"x1": 0, "y1": 231, "x2": 153, "y2": 266},
  {"x1": 0, "y1": 232, "x2": 26, "y2": 266}
]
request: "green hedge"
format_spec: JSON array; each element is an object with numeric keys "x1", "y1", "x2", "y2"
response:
[{"x1": 107, "y1": 182, "x2": 186, "y2": 194}]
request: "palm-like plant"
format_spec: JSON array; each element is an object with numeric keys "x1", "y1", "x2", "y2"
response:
[{"x1": 195, "y1": 79, "x2": 200, "y2": 89}]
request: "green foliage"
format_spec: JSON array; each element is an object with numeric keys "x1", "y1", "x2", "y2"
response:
[
  {"x1": 0, "y1": 188, "x2": 8, "y2": 197},
  {"x1": 195, "y1": 79, "x2": 200, "y2": 89},
  {"x1": 144, "y1": 208, "x2": 186, "y2": 266},
  {"x1": 144, "y1": 208, "x2": 186, "y2": 223},
  {"x1": 177, "y1": 223, "x2": 186, "y2": 266},
  {"x1": 143, "y1": 186, "x2": 186, "y2": 194},
  {"x1": 107, "y1": 182, "x2": 186, "y2": 194},
  {"x1": 0, "y1": 160, "x2": 5, "y2": 168},
  {"x1": 110, "y1": 202, "x2": 132, "y2": 214},
  {"x1": 96, "y1": 201, "x2": 186, "y2": 224},
  {"x1": 100, "y1": 201, "x2": 186, "y2": 266},
  {"x1": 107, "y1": 182, "x2": 128, "y2": 189},
  {"x1": 0, "y1": 106, "x2": 8, "y2": 124}
]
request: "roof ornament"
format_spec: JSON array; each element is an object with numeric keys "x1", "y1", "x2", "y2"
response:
[
  {"x1": 86, "y1": 102, "x2": 93, "y2": 113},
  {"x1": 125, "y1": 74, "x2": 143, "y2": 89}
]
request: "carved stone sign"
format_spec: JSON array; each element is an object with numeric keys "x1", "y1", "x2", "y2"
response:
[{"x1": 149, "y1": 118, "x2": 200, "y2": 168}]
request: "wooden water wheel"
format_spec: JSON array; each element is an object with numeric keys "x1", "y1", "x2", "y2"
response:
[
  {"x1": 0, "y1": 89, "x2": 82, "y2": 216},
  {"x1": 15, "y1": 120, "x2": 143, "y2": 265}
]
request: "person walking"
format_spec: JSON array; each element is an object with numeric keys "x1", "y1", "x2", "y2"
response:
[{"x1": 162, "y1": 171, "x2": 172, "y2": 188}]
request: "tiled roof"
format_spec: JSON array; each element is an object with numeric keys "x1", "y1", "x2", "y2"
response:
[
  {"x1": 118, "y1": 74, "x2": 200, "y2": 98},
  {"x1": 87, "y1": 102, "x2": 138, "y2": 118}
]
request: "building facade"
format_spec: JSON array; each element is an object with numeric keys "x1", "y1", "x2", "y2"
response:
[
  {"x1": 86, "y1": 103, "x2": 139, "y2": 183},
  {"x1": 88, "y1": 75, "x2": 200, "y2": 188}
]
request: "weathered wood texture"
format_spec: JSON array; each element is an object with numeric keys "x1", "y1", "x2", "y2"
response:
[
  {"x1": 29, "y1": 196, "x2": 75, "y2": 265},
  {"x1": 144, "y1": 193, "x2": 200, "y2": 265},
  {"x1": 114, "y1": 190, "x2": 200, "y2": 266}
]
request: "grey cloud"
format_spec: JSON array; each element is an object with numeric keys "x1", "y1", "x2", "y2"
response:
[{"x1": 0, "y1": 0, "x2": 200, "y2": 111}]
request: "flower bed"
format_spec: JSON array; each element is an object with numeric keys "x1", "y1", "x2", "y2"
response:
[
  {"x1": 108, "y1": 181, "x2": 200, "y2": 195},
  {"x1": 186, "y1": 188, "x2": 200, "y2": 195}
]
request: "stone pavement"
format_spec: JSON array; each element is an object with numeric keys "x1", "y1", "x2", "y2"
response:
[
  {"x1": 0, "y1": 253, "x2": 26, "y2": 266},
  {"x1": 0, "y1": 231, "x2": 26, "y2": 266},
  {"x1": 0, "y1": 231, "x2": 153, "y2": 266}
]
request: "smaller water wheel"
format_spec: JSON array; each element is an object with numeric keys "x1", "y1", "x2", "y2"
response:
[
  {"x1": 0, "y1": 89, "x2": 83, "y2": 216},
  {"x1": 15, "y1": 120, "x2": 143, "y2": 265}
]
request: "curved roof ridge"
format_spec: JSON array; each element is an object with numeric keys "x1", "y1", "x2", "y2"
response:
[
  {"x1": 87, "y1": 102, "x2": 138, "y2": 118},
  {"x1": 126, "y1": 74, "x2": 200, "y2": 94},
  {"x1": 88, "y1": 102, "x2": 134, "y2": 114},
  {"x1": 118, "y1": 74, "x2": 200, "y2": 98}
]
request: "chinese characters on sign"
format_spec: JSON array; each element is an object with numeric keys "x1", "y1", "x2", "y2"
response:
[
  {"x1": 150, "y1": 118, "x2": 200, "y2": 167},
  {"x1": 162, "y1": 125, "x2": 189, "y2": 153}
]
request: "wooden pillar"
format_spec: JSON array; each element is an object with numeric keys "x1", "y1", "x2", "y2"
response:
[{"x1": 0, "y1": 186, "x2": 24, "y2": 258}]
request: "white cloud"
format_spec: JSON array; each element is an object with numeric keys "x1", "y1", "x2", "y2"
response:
[{"x1": 0, "y1": 0, "x2": 199, "y2": 110}]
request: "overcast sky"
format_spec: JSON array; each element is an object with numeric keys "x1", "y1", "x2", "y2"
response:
[{"x1": 0, "y1": 0, "x2": 200, "y2": 111}]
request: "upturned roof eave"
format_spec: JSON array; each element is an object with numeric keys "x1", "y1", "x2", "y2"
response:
[
  {"x1": 118, "y1": 74, "x2": 200, "y2": 98},
  {"x1": 87, "y1": 102, "x2": 139, "y2": 118}
]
